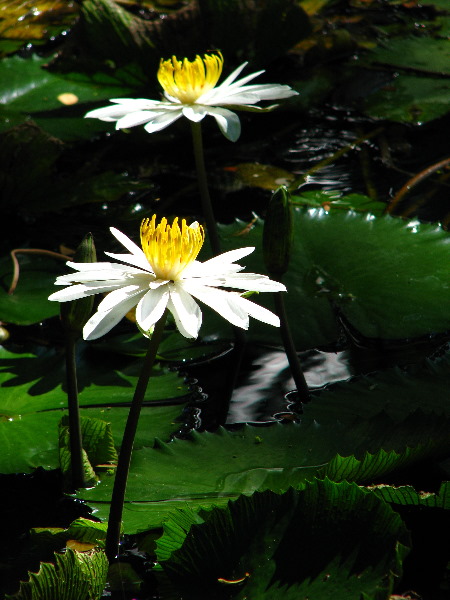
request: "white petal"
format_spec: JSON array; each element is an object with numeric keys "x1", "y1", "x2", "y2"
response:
[
  {"x1": 247, "y1": 84, "x2": 298, "y2": 101},
  {"x1": 109, "y1": 227, "x2": 145, "y2": 258},
  {"x1": 182, "y1": 105, "x2": 207, "y2": 122},
  {"x1": 115, "y1": 110, "x2": 157, "y2": 129},
  {"x1": 135, "y1": 286, "x2": 170, "y2": 331},
  {"x1": 217, "y1": 62, "x2": 250, "y2": 87},
  {"x1": 83, "y1": 310, "x2": 121, "y2": 340},
  {"x1": 49, "y1": 282, "x2": 125, "y2": 302},
  {"x1": 183, "y1": 283, "x2": 249, "y2": 329},
  {"x1": 83, "y1": 291, "x2": 142, "y2": 340},
  {"x1": 96, "y1": 284, "x2": 146, "y2": 312},
  {"x1": 212, "y1": 91, "x2": 263, "y2": 105},
  {"x1": 109, "y1": 98, "x2": 162, "y2": 107},
  {"x1": 224, "y1": 69, "x2": 265, "y2": 89},
  {"x1": 64, "y1": 261, "x2": 133, "y2": 272},
  {"x1": 85, "y1": 99, "x2": 164, "y2": 121},
  {"x1": 182, "y1": 248, "x2": 255, "y2": 279},
  {"x1": 143, "y1": 111, "x2": 183, "y2": 134},
  {"x1": 219, "y1": 273, "x2": 287, "y2": 292},
  {"x1": 54, "y1": 270, "x2": 135, "y2": 284},
  {"x1": 104, "y1": 252, "x2": 153, "y2": 272},
  {"x1": 167, "y1": 284, "x2": 202, "y2": 338},
  {"x1": 229, "y1": 294, "x2": 280, "y2": 327},
  {"x1": 84, "y1": 105, "x2": 135, "y2": 122},
  {"x1": 202, "y1": 247, "x2": 255, "y2": 268},
  {"x1": 206, "y1": 107, "x2": 241, "y2": 142}
]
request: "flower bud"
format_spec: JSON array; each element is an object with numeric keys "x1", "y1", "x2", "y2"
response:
[
  {"x1": 263, "y1": 186, "x2": 293, "y2": 277},
  {"x1": 61, "y1": 233, "x2": 97, "y2": 337}
]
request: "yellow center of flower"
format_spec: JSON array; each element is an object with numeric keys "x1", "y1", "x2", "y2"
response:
[
  {"x1": 140, "y1": 215, "x2": 205, "y2": 280},
  {"x1": 157, "y1": 52, "x2": 224, "y2": 104}
]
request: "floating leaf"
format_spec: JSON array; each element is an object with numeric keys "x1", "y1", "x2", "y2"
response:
[
  {"x1": 370, "y1": 481, "x2": 450, "y2": 509},
  {"x1": 204, "y1": 209, "x2": 450, "y2": 348},
  {"x1": 301, "y1": 350, "x2": 450, "y2": 425},
  {"x1": 224, "y1": 163, "x2": 295, "y2": 191},
  {"x1": 58, "y1": 415, "x2": 118, "y2": 485},
  {"x1": 0, "y1": 253, "x2": 63, "y2": 325},
  {"x1": 366, "y1": 37, "x2": 450, "y2": 77},
  {"x1": 291, "y1": 190, "x2": 386, "y2": 216},
  {"x1": 363, "y1": 73, "x2": 450, "y2": 124},
  {"x1": 0, "y1": 346, "x2": 190, "y2": 473},
  {"x1": 0, "y1": 54, "x2": 137, "y2": 139},
  {"x1": 79, "y1": 407, "x2": 450, "y2": 532},
  {"x1": 5, "y1": 548, "x2": 108, "y2": 600},
  {"x1": 0, "y1": 1, "x2": 79, "y2": 57},
  {"x1": 159, "y1": 480, "x2": 410, "y2": 600}
]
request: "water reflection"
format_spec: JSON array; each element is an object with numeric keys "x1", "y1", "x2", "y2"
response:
[{"x1": 226, "y1": 348, "x2": 351, "y2": 424}]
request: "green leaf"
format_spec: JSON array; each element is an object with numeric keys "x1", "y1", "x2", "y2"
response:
[
  {"x1": 30, "y1": 518, "x2": 108, "y2": 552},
  {"x1": 0, "y1": 254, "x2": 63, "y2": 325},
  {"x1": 159, "y1": 480, "x2": 410, "y2": 600},
  {"x1": 156, "y1": 508, "x2": 206, "y2": 563},
  {"x1": 363, "y1": 73, "x2": 450, "y2": 124},
  {"x1": 300, "y1": 351, "x2": 450, "y2": 425},
  {"x1": 207, "y1": 209, "x2": 450, "y2": 347},
  {"x1": 58, "y1": 415, "x2": 118, "y2": 485},
  {"x1": 370, "y1": 481, "x2": 450, "y2": 509},
  {"x1": 5, "y1": 548, "x2": 108, "y2": 600},
  {"x1": 291, "y1": 190, "x2": 386, "y2": 216},
  {"x1": 0, "y1": 346, "x2": 190, "y2": 473},
  {"x1": 0, "y1": 1, "x2": 79, "y2": 57},
  {"x1": 78, "y1": 407, "x2": 450, "y2": 532},
  {"x1": 0, "y1": 54, "x2": 136, "y2": 139},
  {"x1": 64, "y1": 519, "x2": 108, "y2": 548},
  {"x1": 366, "y1": 37, "x2": 450, "y2": 77}
]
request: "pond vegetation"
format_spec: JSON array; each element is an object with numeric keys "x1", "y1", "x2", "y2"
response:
[{"x1": 0, "y1": 0, "x2": 449, "y2": 598}]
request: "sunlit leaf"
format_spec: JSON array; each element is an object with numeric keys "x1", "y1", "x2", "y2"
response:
[
  {"x1": 0, "y1": 54, "x2": 136, "y2": 139},
  {"x1": 363, "y1": 73, "x2": 450, "y2": 124},
  {"x1": 5, "y1": 548, "x2": 108, "y2": 600},
  {"x1": 159, "y1": 480, "x2": 410, "y2": 600},
  {"x1": 79, "y1": 407, "x2": 450, "y2": 532},
  {"x1": 0, "y1": 346, "x2": 190, "y2": 473},
  {"x1": 370, "y1": 480, "x2": 450, "y2": 509},
  {"x1": 0, "y1": 1, "x2": 79, "y2": 57},
  {"x1": 202, "y1": 209, "x2": 450, "y2": 348},
  {"x1": 58, "y1": 415, "x2": 118, "y2": 485},
  {"x1": 366, "y1": 37, "x2": 450, "y2": 77}
]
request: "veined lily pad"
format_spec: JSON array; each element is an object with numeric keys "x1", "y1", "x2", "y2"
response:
[
  {"x1": 0, "y1": 346, "x2": 190, "y2": 473},
  {"x1": 157, "y1": 480, "x2": 410, "y2": 600},
  {"x1": 200, "y1": 209, "x2": 450, "y2": 348}
]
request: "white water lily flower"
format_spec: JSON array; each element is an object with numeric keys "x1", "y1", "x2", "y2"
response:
[
  {"x1": 85, "y1": 52, "x2": 298, "y2": 142},
  {"x1": 49, "y1": 215, "x2": 286, "y2": 341}
]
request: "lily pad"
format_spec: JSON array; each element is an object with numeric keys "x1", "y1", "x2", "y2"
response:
[
  {"x1": 79, "y1": 405, "x2": 450, "y2": 532},
  {"x1": 203, "y1": 209, "x2": 450, "y2": 348},
  {"x1": 0, "y1": 54, "x2": 137, "y2": 139},
  {"x1": 366, "y1": 37, "x2": 450, "y2": 77},
  {"x1": 5, "y1": 547, "x2": 108, "y2": 600},
  {"x1": 0, "y1": 1, "x2": 79, "y2": 57},
  {"x1": 0, "y1": 346, "x2": 190, "y2": 473},
  {"x1": 158, "y1": 480, "x2": 409, "y2": 600},
  {"x1": 363, "y1": 73, "x2": 450, "y2": 124},
  {"x1": 0, "y1": 254, "x2": 64, "y2": 325}
]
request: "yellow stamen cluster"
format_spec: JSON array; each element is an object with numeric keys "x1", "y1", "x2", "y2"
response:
[
  {"x1": 157, "y1": 52, "x2": 224, "y2": 104},
  {"x1": 140, "y1": 215, "x2": 205, "y2": 280}
]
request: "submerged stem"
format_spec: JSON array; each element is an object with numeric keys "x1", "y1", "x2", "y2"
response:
[
  {"x1": 65, "y1": 333, "x2": 85, "y2": 489},
  {"x1": 105, "y1": 312, "x2": 168, "y2": 562},
  {"x1": 190, "y1": 121, "x2": 221, "y2": 256},
  {"x1": 273, "y1": 289, "x2": 310, "y2": 403}
]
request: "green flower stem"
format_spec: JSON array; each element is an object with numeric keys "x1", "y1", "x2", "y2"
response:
[
  {"x1": 65, "y1": 332, "x2": 85, "y2": 489},
  {"x1": 105, "y1": 311, "x2": 168, "y2": 562},
  {"x1": 273, "y1": 287, "x2": 310, "y2": 403},
  {"x1": 190, "y1": 121, "x2": 221, "y2": 256}
]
